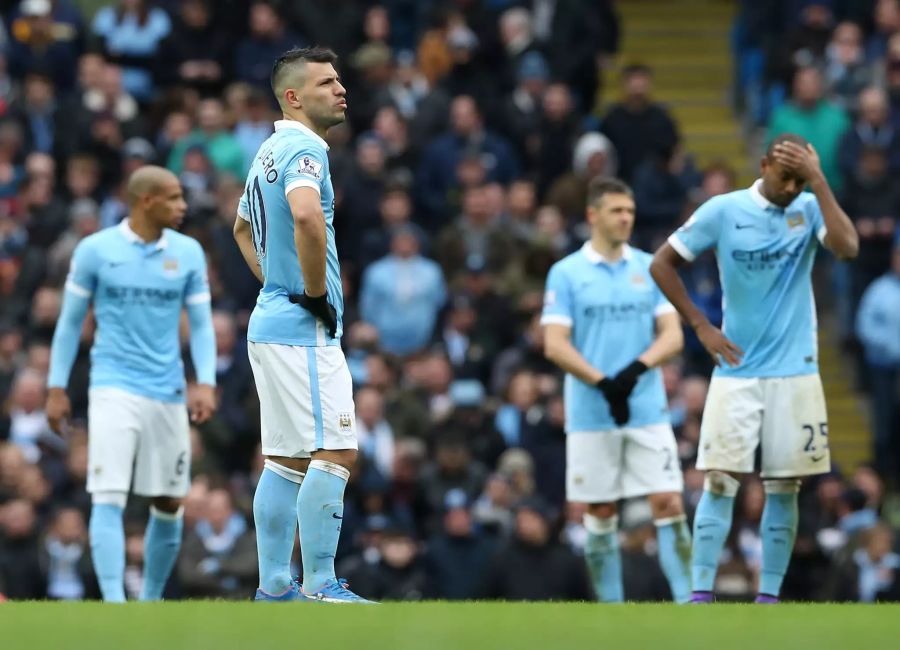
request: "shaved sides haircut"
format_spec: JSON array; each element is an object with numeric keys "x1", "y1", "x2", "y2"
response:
[
  {"x1": 126, "y1": 166, "x2": 178, "y2": 205},
  {"x1": 270, "y1": 46, "x2": 339, "y2": 109}
]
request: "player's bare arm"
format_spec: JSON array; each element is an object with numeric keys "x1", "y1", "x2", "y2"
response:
[
  {"x1": 543, "y1": 323, "x2": 605, "y2": 384},
  {"x1": 650, "y1": 245, "x2": 743, "y2": 367},
  {"x1": 287, "y1": 186, "x2": 327, "y2": 296},
  {"x1": 188, "y1": 383, "x2": 216, "y2": 424},
  {"x1": 772, "y1": 141, "x2": 859, "y2": 259},
  {"x1": 46, "y1": 387, "x2": 71, "y2": 435},
  {"x1": 637, "y1": 311, "x2": 684, "y2": 368},
  {"x1": 233, "y1": 215, "x2": 263, "y2": 283}
]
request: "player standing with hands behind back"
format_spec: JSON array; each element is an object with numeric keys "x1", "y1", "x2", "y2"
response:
[
  {"x1": 542, "y1": 178, "x2": 692, "y2": 603},
  {"x1": 651, "y1": 135, "x2": 859, "y2": 603},
  {"x1": 233, "y1": 47, "x2": 372, "y2": 603},
  {"x1": 46, "y1": 166, "x2": 217, "y2": 602}
]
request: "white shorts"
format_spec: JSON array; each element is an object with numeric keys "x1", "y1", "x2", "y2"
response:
[
  {"x1": 566, "y1": 424, "x2": 683, "y2": 503},
  {"x1": 248, "y1": 341, "x2": 357, "y2": 458},
  {"x1": 697, "y1": 374, "x2": 830, "y2": 478},
  {"x1": 87, "y1": 387, "x2": 190, "y2": 497}
]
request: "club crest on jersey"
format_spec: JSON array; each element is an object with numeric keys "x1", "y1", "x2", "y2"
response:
[
  {"x1": 630, "y1": 273, "x2": 647, "y2": 286},
  {"x1": 786, "y1": 212, "x2": 805, "y2": 229},
  {"x1": 163, "y1": 258, "x2": 179, "y2": 277},
  {"x1": 298, "y1": 156, "x2": 323, "y2": 180},
  {"x1": 338, "y1": 413, "x2": 353, "y2": 432}
]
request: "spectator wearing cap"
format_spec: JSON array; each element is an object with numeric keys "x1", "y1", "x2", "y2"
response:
[
  {"x1": 156, "y1": 0, "x2": 229, "y2": 96},
  {"x1": 8, "y1": 0, "x2": 81, "y2": 93},
  {"x1": 424, "y1": 486, "x2": 497, "y2": 599},
  {"x1": 91, "y1": 0, "x2": 172, "y2": 103},
  {"x1": 501, "y1": 52, "x2": 549, "y2": 168},
  {"x1": 600, "y1": 64, "x2": 679, "y2": 183},
  {"x1": 481, "y1": 497, "x2": 593, "y2": 600},
  {"x1": 168, "y1": 98, "x2": 246, "y2": 181},
  {"x1": 766, "y1": 66, "x2": 850, "y2": 191},
  {"x1": 234, "y1": 1, "x2": 304, "y2": 91},
  {"x1": 417, "y1": 95, "x2": 519, "y2": 228},
  {"x1": 546, "y1": 132, "x2": 618, "y2": 223},
  {"x1": 855, "y1": 238, "x2": 900, "y2": 481},
  {"x1": 360, "y1": 226, "x2": 446, "y2": 356}
]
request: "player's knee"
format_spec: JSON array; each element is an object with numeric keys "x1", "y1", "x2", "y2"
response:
[
  {"x1": 266, "y1": 455, "x2": 310, "y2": 476},
  {"x1": 703, "y1": 470, "x2": 741, "y2": 497},
  {"x1": 313, "y1": 448, "x2": 357, "y2": 470},
  {"x1": 586, "y1": 503, "x2": 617, "y2": 520},
  {"x1": 763, "y1": 478, "x2": 801, "y2": 495},
  {"x1": 91, "y1": 491, "x2": 128, "y2": 508},
  {"x1": 648, "y1": 492, "x2": 684, "y2": 518},
  {"x1": 151, "y1": 496, "x2": 183, "y2": 514}
]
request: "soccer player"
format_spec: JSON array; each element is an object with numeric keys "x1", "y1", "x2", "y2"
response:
[
  {"x1": 542, "y1": 178, "x2": 693, "y2": 603},
  {"x1": 232, "y1": 47, "x2": 371, "y2": 603},
  {"x1": 650, "y1": 134, "x2": 859, "y2": 603},
  {"x1": 46, "y1": 166, "x2": 217, "y2": 602}
]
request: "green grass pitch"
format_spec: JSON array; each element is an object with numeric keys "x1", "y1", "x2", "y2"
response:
[{"x1": 2, "y1": 602, "x2": 900, "y2": 649}]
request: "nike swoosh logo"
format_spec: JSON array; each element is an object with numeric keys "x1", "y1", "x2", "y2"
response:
[
  {"x1": 696, "y1": 523, "x2": 716, "y2": 529},
  {"x1": 108, "y1": 261, "x2": 127, "y2": 268},
  {"x1": 767, "y1": 525, "x2": 793, "y2": 532},
  {"x1": 810, "y1": 455, "x2": 826, "y2": 462},
  {"x1": 735, "y1": 224, "x2": 753, "y2": 230},
  {"x1": 332, "y1": 513, "x2": 343, "y2": 520}
]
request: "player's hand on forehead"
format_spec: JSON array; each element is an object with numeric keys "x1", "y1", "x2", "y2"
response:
[{"x1": 771, "y1": 141, "x2": 820, "y2": 179}]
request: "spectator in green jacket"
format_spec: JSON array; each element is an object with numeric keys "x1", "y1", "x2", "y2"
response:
[{"x1": 167, "y1": 98, "x2": 246, "y2": 180}]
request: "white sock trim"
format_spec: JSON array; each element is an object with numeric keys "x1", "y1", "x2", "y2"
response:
[
  {"x1": 763, "y1": 479, "x2": 801, "y2": 494},
  {"x1": 654, "y1": 514, "x2": 687, "y2": 527},
  {"x1": 150, "y1": 505, "x2": 185, "y2": 521},
  {"x1": 583, "y1": 513, "x2": 619, "y2": 535},
  {"x1": 309, "y1": 459, "x2": 350, "y2": 481},
  {"x1": 703, "y1": 471, "x2": 741, "y2": 497},
  {"x1": 91, "y1": 491, "x2": 128, "y2": 508},
  {"x1": 264, "y1": 459, "x2": 306, "y2": 485}
]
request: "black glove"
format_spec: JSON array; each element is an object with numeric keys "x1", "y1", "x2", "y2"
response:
[
  {"x1": 289, "y1": 291, "x2": 338, "y2": 339},
  {"x1": 596, "y1": 377, "x2": 630, "y2": 426},
  {"x1": 608, "y1": 360, "x2": 649, "y2": 399}
]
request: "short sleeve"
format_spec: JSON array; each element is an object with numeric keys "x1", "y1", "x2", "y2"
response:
[
  {"x1": 283, "y1": 145, "x2": 328, "y2": 197},
  {"x1": 184, "y1": 243, "x2": 211, "y2": 306},
  {"x1": 806, "y1": 196, "x2": 828, "y2": 246},
  {"x1": 65, "y1": 240, "x2": 100, "y2": 298},
  {"x1": 540, "y1": 263, "x2": 575, "y2": 327},
  {"x1": 668, "y1": 197, "x2": 722, "y2": 262},
  {"x1": 237, "y1": 185, "x2": 250, "y2": 221}
]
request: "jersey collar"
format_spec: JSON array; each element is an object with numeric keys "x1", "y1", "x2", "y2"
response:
[
  {"x1": 749, "y1": 178, "x2": 778, "y2": 210},
  {"x1": 580, "y1": 241, "x2": 632, "y2": 265},
  {"x1": 118, "y1": 219, "x2": 169, "y2": 251},
  {"x1": 274, "y1": 119, "x2": 330, "y2": 151}
]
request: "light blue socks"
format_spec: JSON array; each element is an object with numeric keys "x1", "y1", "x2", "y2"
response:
[
  {"x1": 253, "y1": 461, "x2": 304, "y2": 595},
  {"x1": 691, "y1": 471, "x2": 740, "y2": 593},
  {"x1": 759, "y1": 480, "x2": 800, "y2": 598},
  {"x1": 297, "y1": 459, "x2": 350, "y2": 594},
  {"x1": 89, "y1": 503, "x2": 126, "y2": 602},
  {"x1": 583, "y1": 514, "x2": 624, "y2": 602},
  {"x1": 655, "y1": 514, "x2": 693, "y2": 603},
  {"x1": 140, "y1": 506, "x2": 184, "y2": 601}
]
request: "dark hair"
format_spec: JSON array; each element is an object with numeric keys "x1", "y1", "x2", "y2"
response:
[
  {"x1": 765, "y1": 133, "x2": 810, "y2": 159},
  {"x1": 115, "y1": 0, "x2": 149, "y2": 27},
  {"x1": 270, "y1": 46, "x2": 339, "y2": 98},
  {"x1": 621, "y1": 63, "x2": 652, "y2": 78},
  {"x1": 587, "y1": 177, "x2": 633, "y2": 207}
]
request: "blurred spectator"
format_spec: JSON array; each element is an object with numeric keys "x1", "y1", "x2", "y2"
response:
[
  {"x1": 234, "y1": 0, "x2": 303, "y2": 92},
  {"x1": 40, "y1": 507, "x2": 97, "y2": 600},
  {"x1": 0, "y1": 498, "x2": 44, "y2": 599},
  {"x1": 355, "y1": 386, "x2": 396, "y2": 482},
  {"x1": 178, "y1": 488, "x2": 256, "y2": 598},
  {"x1": 600, "y1": 64, "x2": 678, "y2": 183},
  {"x1": 632, "y1": 143, "x2": 702, "y2": 247},
  {"x1": 546, "y1": 132, "x2": 618, "y2": 223},
  {"x1": 866, "y1": 0, "x2": 900, "y2": 62},
  {"x1": 827, "y1": 523, "x2": 900, "y2": 602},
  {"x1": 167, "y1": 98, "x2": 245, "y2": 180},
  {"x1": 339, "y1": 525, "x2": 429, "y2": 601},
  {"x1": 2, "y1": 368, "x2": 50, "y2": 464},
  {"x1": 855, "y1": 240, "x2": 900, "y2": 481},
  {"x1": 481, "y1": 498, "x2": 592, "y2": 600},
  {"x1": 534, "y1": 83, "x2": 580, "y2": 198},
  {"x1": 823, "y1": 21, "x2": 876, "y2": 112},
  {"x1": 766, "y1": 66, "x2": 850, "y2": 191},
  {"x1": 359, "y1": 226, "x2": 446, "y2": 356},
  {"x1": 501, "y1": 51, "x2": 549, "y2": 168},
  {"x1": 156, "y1": 0, "x2": 229, "y2": 96},
  {"x1": 91, "y1": 0, "x2": 172, "y2": 103},
  {"x1": 838, "y1": 87, "x2": 900, "y2": 183},
  {"x1": 8, "y1": 0, "x2": 81, "y2": 93},
  {"x1": 417, "y1": 95, "x2": 518, "y2": 228},
  {"x1": 8, "y1": 69, "x2": 62, "y2": 157}
]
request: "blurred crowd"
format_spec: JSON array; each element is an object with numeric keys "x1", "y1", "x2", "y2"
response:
[{"x1": 0, "y1": 0, "x2": 898, "y2": 603}]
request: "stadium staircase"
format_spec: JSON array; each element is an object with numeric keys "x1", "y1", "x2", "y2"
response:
[{"x1": 612, "y1": 0, "x2": 872, "y2": 472}]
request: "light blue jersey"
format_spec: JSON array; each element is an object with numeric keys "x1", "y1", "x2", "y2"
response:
[
  {"x1": 669, "y1": 180, "x2": 827, "y2": 378},
  {"x1": 239, "y1": 119, "x2": 342, "y2": 347},
  {"x1": 48, "y1": 220, "x2": 215, "y2": 402},
  {"x1": 541, "y1": 242, "x2": 675, "y2": 433}
]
